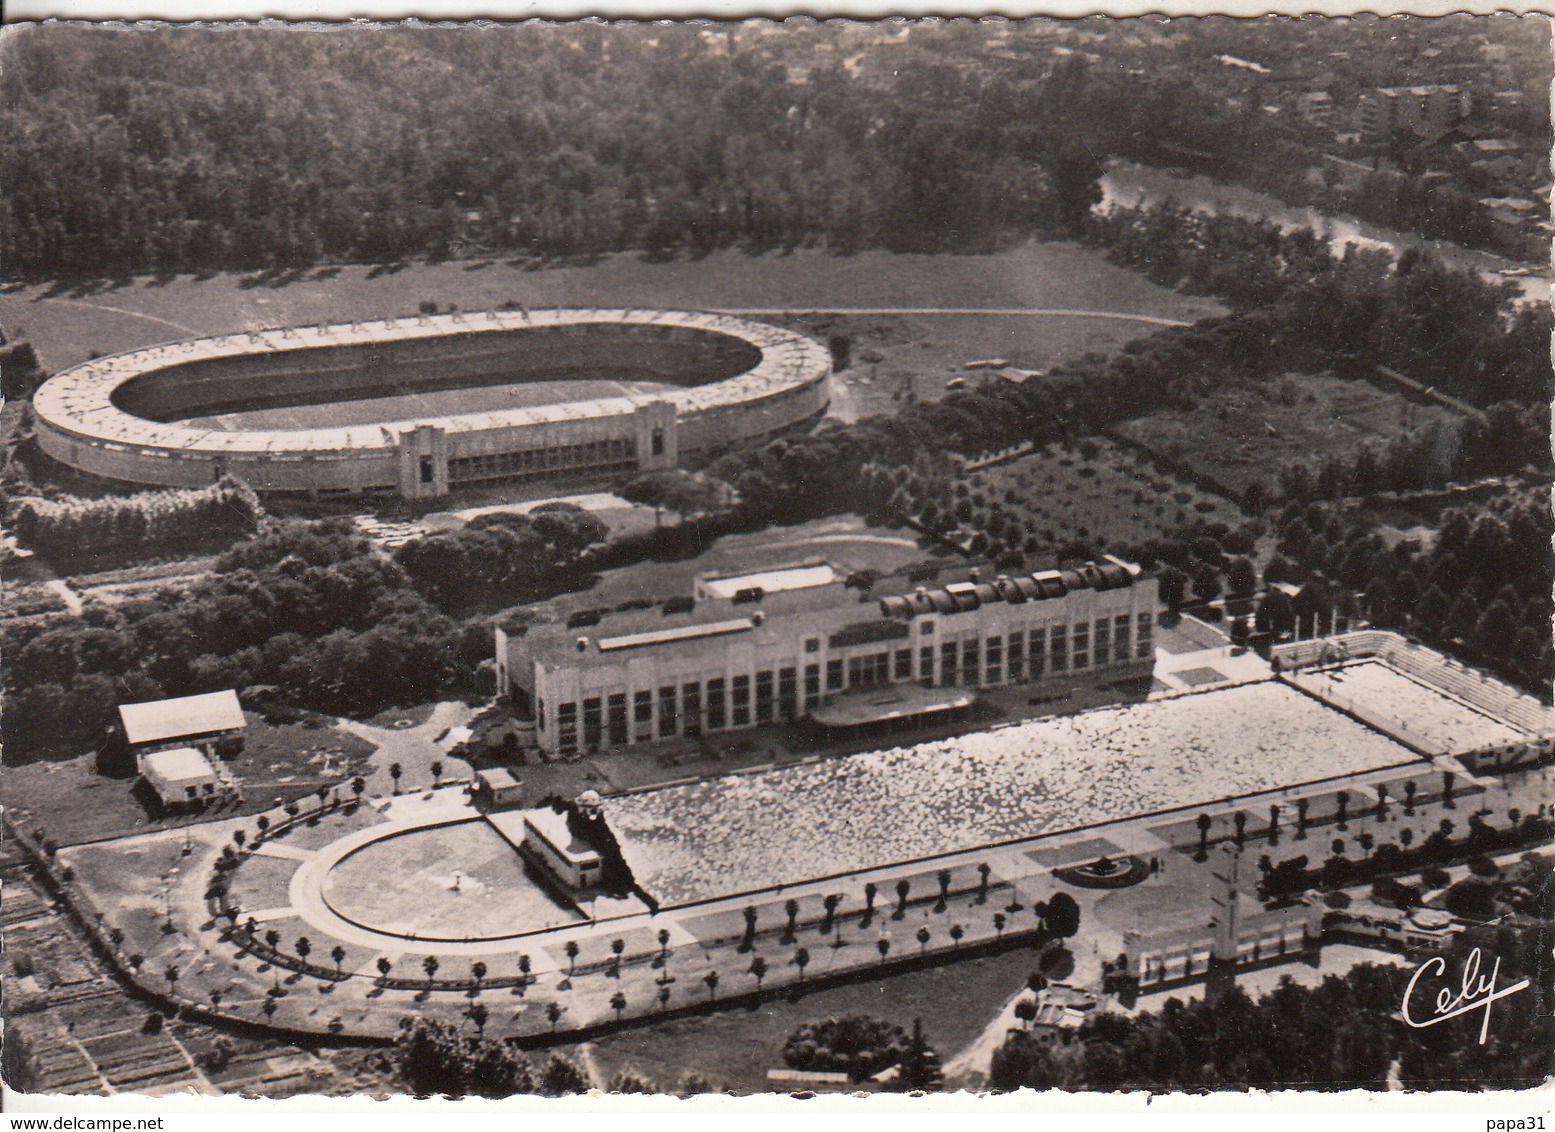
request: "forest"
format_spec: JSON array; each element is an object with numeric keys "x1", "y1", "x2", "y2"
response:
[
  {"x1": 0, "y1": 511, "x2": 604, "y2": 757},
  {"x1": 5, "y1": 19, "x2": 1547, "y2": 280},
  {"x1": 1, "y1": 24, "x2": 1100, "y2": 280}
]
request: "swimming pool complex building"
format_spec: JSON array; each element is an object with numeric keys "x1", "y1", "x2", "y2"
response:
[
  {"x1": 497, "y1": 557, "x2": 1159, "y2": 756},
  {"x1": 31, "y1": 309, "x2": 832, "y2": 499}
]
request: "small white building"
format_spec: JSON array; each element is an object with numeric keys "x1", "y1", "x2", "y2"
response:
[
  {"x1": 520, "y1": 792, "x2": 605, "y2": 888},
  {"x1": 138, "y1": 747, "x2": 223, "y2": 809},
  {"x1": 472, "y1": 767, "x2": 524, "y2": 812}
]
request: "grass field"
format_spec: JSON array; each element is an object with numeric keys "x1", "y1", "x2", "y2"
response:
[
  {"x1": 780, "y1": 309, "x2": 1221, "y2": 423},
  {"x1": 2, "y1": 242, "x2": 1223, "y2": 379},
  {"x1": 180, "y1": 377, "x2": 679, "y2": 431},
  {"x1": 3, "y1": 716, "x2": 378, "y2": 847},
  {"x1": 557, "y1": 945, "x2": 1050, "y2": 1093},
  {"x1": 1113, "y1": 372, "x2": 1462, "y2": 501}
]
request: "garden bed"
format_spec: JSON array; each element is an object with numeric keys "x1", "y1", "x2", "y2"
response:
[
  {"x1": 927, "y1": 438, "x2": 1242, "y2": 563},
  {"x1": 1113, "y1": 372, "x2": 1459, "y2": 502}
]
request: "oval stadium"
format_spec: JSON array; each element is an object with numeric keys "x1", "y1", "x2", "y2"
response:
[{"x1": 31, "y1": 308, "x2": 832, "y2": 499}]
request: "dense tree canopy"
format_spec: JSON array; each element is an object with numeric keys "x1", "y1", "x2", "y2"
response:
[
  {"x1": 991, "y1": 913, "x2": 1552, "y2": 1091},
  {"x1": 2, "y1": 24, "x2": 1114, "y2": 279},
  {"x1": 3, "y1": 520, "x2": 471, "y2": 757}
]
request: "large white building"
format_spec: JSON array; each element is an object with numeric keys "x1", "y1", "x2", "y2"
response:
[{"x1": 497, "y1": 556, "x2": 1158, "y2": 757}]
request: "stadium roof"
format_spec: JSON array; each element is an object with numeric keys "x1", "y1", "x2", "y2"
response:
[
  {"x1": 119, "y1": 690, "x2": 245, "y2": 747},
  {"x1": 33, "y1": 308, "x2": 830, "y2": 457}
]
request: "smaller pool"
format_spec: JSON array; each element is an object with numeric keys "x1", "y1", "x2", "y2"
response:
[{"x1": 321, "y1": 819, "x2": 584, "y2": 941}]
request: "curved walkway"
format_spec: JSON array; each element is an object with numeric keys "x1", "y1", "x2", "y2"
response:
[
  {"x1": 714, "y1": 307, "x2": 1195, "y2": 328},
  {"x1": 39, "y1": 296, "x2": 203, "y2": 337},
  {"x1": 284, "y1": 791, "x2": 557, "y2": 958}
]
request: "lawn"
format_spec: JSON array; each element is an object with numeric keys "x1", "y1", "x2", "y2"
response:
[
  {"x1": 1, "y1": 715, "x2": 377, "y2": 848},
  {"x1": 225, "y1": 853, "x2": 300, "y2": 913},
  {"x1": 951, "y1": 438, "x2": 1243, "y2": 561},
  {"x1": 2, "y1": 241, "x2": 1222, "y2": 379},
  {"x1": 1113, "y1": 372, "x2": 1462, "y2": 501},
  {"x1": 556, "y1": 945, "x2": 1046, "y2": 1094},
  {"x1": 780, "y1": 309, "x2": 1222, "y2": 423},
  {"x1": 228, "y1": 715, "x2": 379, "y2": 800}
]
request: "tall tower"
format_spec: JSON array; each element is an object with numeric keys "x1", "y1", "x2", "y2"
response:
[{"x1": 1205, "y1": 842, "x2": 1243, "y2": 1003}]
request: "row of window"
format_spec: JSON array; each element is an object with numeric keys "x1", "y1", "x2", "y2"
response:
[
  {"x1": 539, "y1": 614, "x2": 1153, "y2": 751},
  {"x1": 546, "y1": 668, "x2": 804, "y2": 752},
  {"x1": 447, "y1": 437, "x2": 636, "y2": 484}
]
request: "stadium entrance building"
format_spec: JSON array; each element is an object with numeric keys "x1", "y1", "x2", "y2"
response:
[{"x1": 497, "y1": 557, "x2": 1158, "y2": 757}]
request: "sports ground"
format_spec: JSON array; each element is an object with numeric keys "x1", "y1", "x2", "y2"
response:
[{"x1": 177, "y1": 377, "x2": 678, "y2": 431}]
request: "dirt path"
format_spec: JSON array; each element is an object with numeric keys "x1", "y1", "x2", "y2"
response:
[
  {"x1": 37, "y1": 296, "x2": 203, "y2": 338},
  {"x1": 42, "y1": 578, "x2": 82, "y2": 615},
  {"x1": 716, "y1": 306, "x2": 1193, "y2": 327}
]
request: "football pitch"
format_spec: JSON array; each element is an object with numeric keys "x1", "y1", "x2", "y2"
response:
[{"x1": 175, "y1": 376, "x2": 677, "y2": 430}]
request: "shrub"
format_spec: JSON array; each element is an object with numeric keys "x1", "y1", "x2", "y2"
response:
[
  {"x1": 783, "y1": 1016, "x2": 910, "y2": 1082},
  {"x1": 1466, "y1": 854, "x2": 1500, "y2": 878},
  {"x1": 1442, "y1": 877, "x2": 1498, "y2": 921},
  {"x1": 1421, "y1": 866, "x2": 1451, "y2": 891},
  {"x1": 1370, "y1": 877, "x2": 1421, "y2": 910}
]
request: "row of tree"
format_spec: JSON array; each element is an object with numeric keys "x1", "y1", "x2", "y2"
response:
[
  {"x1": 10, "y1": 476, "x2": 264, "y2": 568},
  {"x1": 1271, "y1": 494, "x2": 1552, "y2": 692},
  {"x1": 990, "y1": 915, "x2": 1552, "y2": 1090},
  {"x1": 1260, "y1": 812, "x2": 1555, "y2": 901}
]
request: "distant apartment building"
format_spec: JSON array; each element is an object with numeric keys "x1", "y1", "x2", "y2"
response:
[
  {"x1": 1295, "y1": 91, "x2": 1335, "y2": 129},
  {"x1": 1479, "y1": 195, "x2": 1540, "y2": 232},
  {"x1": 1357, "y1": 85, "x2": 1471, "y2": 142},
  {"x1": 497, "y1": 557, "x2": 1159, "y2": 757},
  {"x1": 1455, "y1": 137, "x2": 1529, "y2": 181}
]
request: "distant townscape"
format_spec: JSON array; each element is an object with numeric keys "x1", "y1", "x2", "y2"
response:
[{"x1": 1, "y1": 16, "x2": 1550, "y2": 1101}]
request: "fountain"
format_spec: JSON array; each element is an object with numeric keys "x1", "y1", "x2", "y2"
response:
[{"x1": 1053, "y1": 853, "x2": 1150, "y2": 890}]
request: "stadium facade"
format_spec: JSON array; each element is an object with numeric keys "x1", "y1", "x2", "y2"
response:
[
  {"x1": 31, "y1": 309, "x2": 831, "y2": 499},
  {"x1": 497, "y1": 556, "x2": 1159, "y2": 756}
]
